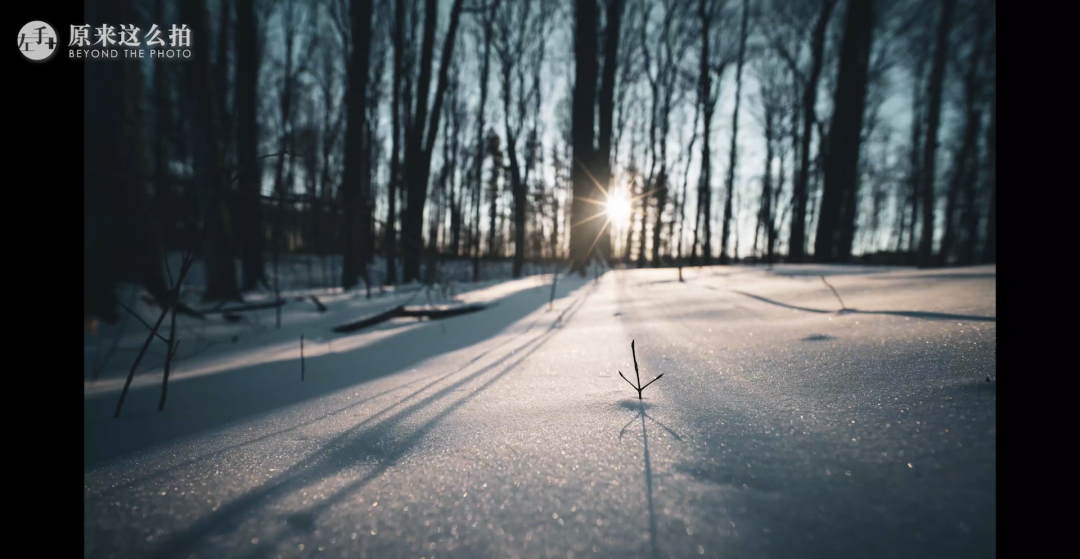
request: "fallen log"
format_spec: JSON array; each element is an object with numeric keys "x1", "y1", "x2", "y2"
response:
[
  {"x1": 399, "y1": 304, "x2": 487, "y2": 320},
  {"x1": 332, "y1": 305, "x2": 406, "y2": 333},
  {"x1": 332, "y1": 304, "x2": 487, "y2": 334}
]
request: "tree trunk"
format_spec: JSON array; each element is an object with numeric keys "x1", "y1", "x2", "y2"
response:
[
  {"x1": 956, "y1": 1, "x2": 989, "y2": 266},
  {"x1": 549, "y1": 152, "x2": 561, "y2": 262},
  {"x1": 941, "y1": 114, "x2": 979, "y2": 264},
  {"x1": 677, "y1": 102, "x2": 701, "y2": 262},
  {"x1": 449, "y1": 81, "x2": 463, "y2": 259},
  {"x1": 450, "y1": 136, "x2": 462, "y2": 257},
  {"x1": 815, "y1": 0, "x2": 875, "y2": 262},
  {"x1": 341, "y1": 0, "x2": 373, "y2": 289},
  {"x1": 981, "y1": 78, "x2": 995, "y2": 264},
  {"x1": 471, "y1": 1, "x2": 499, "y2": 282},
  {"x1": 153, "y1": 0, "x2": 175, "y2": 249},
  {"x1": 487, "y1": 134, "x2": 501, "y2": 258},
  {"x1": 85, "y1": 0, "x2": 171, "y2": 321},
  {"x1": 568, "y1": 0, "x2": 600, "y2": 275},
  {"x1": 597, "y1": 0, "x2": 624, "y2": 264},
  {"x1": 401, "y1": 0, "x2": 466, "y2": 282},
  {"x1": 693, "y1": 0, "x2": 713, "y2": 266},
  {"x1": 651, "y1": 172, "x2": 668, "y2": 266},
  {"x1": 216, "y1": 0, "x2": 233, "y2": 167},
  {"x1": 918, "y1": 0, "x2": 957, "y2": 267},
  {"x1": 720, "y1": 0, "x2": 749, "y2": 264},
  {"x1": 498, "y1": 3, "x2": 530, "y2": 279},
  {"x1": 788, "y1": 0, "x2": 837, "y2": 263},
  {"x1": 760, "y1": 105, "x2": 775, "y2": 265},
  {"x1": 627, "y1": 171, "x2": 640, "y2": 262},
  {"x1": 511, "y1": 162, "x2": 526, "y2": 277},
  {"x1": 386, "y1": 0, "x2": 407, "y2": 285},
  {"x1": 236, "y1": 0, "x2": 264, "y2": 290},
  {"x1": 179, "y1": 0, "x2": 241, "y2": 303},
  {"x1": 427, "y1": 158, "x2": 449, "y2": 286},
  {"x1": 905, "y1": 51, "x2": 927, "y2": 256}
]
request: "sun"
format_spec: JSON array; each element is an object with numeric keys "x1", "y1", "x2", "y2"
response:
[{"x1": 605, "y1": 188, "x2": 632, "y2": 229}]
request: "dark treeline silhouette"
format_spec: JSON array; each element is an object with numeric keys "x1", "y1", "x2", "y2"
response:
[{"x1": 85, "y1": 0, "x2": 995, "y2": 321}]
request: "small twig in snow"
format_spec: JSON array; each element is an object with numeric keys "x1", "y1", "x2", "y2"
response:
[
  {"x1": 115, "y1": 226, "x2": 205, "y2": 418},
  {"x1": 158, "y1": 300, "x2": 178, "y2": 411},
  {"x1": 821, "y1": 276, "x2": 847, "y2": 311},
  {"x1": 619, "y1": 340, "x2": 664, "y2": 400},
  {"x1": 548, "y1": 265, "x2": 562, "y2": 311}
]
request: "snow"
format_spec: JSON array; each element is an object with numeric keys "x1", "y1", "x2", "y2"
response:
[
  {"x1": 84, "y1": 267, "x2": 565, "y2": 392},
  {"x1": 84, "y1": 264, "x2": 995, "y2": 559}
]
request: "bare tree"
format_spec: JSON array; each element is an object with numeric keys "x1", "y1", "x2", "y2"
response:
[
  {"x1": 384, "y1": 0, "x2": 408, "y2": 285},
  {"x1": 425, "y1": 78, "x2": 459, "y2": 285},
  {"x1": 942, "y1": 0, "x2": 990, "y2": 265},
  {"x1": 568, "y1": 0, "x2": 601, "y2": 274},
  {"x1": 917, "y1": 0, "x2": 957, "y2": 267},
  {"x1": 447, "y1": 65, "x2": 469, "y2": 259},
  {"x1": 637, "y1": 0, "x2": 693, "y2": 267},
  {"x1": 400, "y1": 0, "x2": 468, "y2": 282},
  {"x1": 752, "y1": 49, "x2": 787, "y2": 264},
  {"x1": 674, "y1": 93, "x2": 700, "y2": 261},
  {"x1": 493, "y1": 0, "x2": 547, "y2": 277},
  {"x1": 900, "y1": 6, "x2": 931, "y2": 255},
  {"x1": 766, "y1": 0, "x2": 838, "y2": 262},
  {"x1": 340, "y1": 0, "x2": 374, "y2": 289},
  {"x1": 215, "y1": 0, "x2": 235, "y2": 168},
  {"x1": 597, "y1": 0, "x2": 625, "y2": 264},
  {"x1": 180, "y1": 0, "x2": 242, "y2": 302},
  {"x1": 467, "y1": 0, "x2": 501, "y2": 281},
  {"x1": 718, "y1": 0, "x2": 749, "y2": 264},
  {"x1": 980, "y1": 21, "x2": 995, "y2": 265},
  {"x1": 236, "y1": 0, "x2": 265, "y2": 290},
  {"x1": 690, "y1": 0, "x2": 730, "y2": 266},
  {"x1": 814, "y1": 0, "x2": 876, "y2": 262}
]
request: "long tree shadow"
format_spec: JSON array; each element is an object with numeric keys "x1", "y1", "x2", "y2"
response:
[
  {"x1": 866, "y1": 270, "x2": 995, "y2": 281},
  {"x1": 761, "y1": 265, "x2": 895, "y2": 278},
  {"x1": 143, "y1": 290, "x2": 592, "y2": 559},
  {"x1": 85, "y1": 278, "x2": 590, "y2": 468},
  {"x1": 618, "y1": 400, "x2": 682, "y2": 559},
  {"x1": 89, "y1": 311, "x2": 555, "y2": 499},
  {"x1": 732, "y1": 291, "x2": 996, "y2": 322}
]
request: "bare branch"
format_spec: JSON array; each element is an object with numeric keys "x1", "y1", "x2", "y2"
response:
[
  {"x1": 640, "y1": 374, "x2": 664, "y2": 390},
  {"x1": 117, "y1": 302, "x2": 171, "y2": 345}
]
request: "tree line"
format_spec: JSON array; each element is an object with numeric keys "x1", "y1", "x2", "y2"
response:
[{"x1": 84, "y1": 0, "x2": 995, "y2": 321}]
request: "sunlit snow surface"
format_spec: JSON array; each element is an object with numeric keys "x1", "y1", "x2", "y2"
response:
[{"x1": 84, "y1": 264, "x2": 995, "y2": 559}]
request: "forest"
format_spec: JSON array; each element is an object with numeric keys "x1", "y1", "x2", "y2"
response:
[
  {"x1": 83, "y1": 0, "x2": 996, "y2": 320},
  {"x1": 82, "y1": 3, "x2": 997, "y2": 556}
]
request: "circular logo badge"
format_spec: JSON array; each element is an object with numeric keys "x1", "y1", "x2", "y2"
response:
[{"x1": 18, "y1": 21, "x2": 58, "y2": 62}]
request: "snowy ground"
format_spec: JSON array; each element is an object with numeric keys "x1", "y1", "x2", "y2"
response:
[{"x1": 84, "y1": 264, "x2": 995, "y2": 559}]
